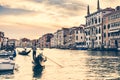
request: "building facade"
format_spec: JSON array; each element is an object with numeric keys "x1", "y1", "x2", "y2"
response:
[
  {"x1": 39, "y1": 33, "x2": 53, "y2": 48},
  {"x1": 66, "y1": 27, "x2": 76, "y2": 48},
  {"x1": 8, "y1": 39, "x2": 19, "y2": 47},
  {"x1": 20, "y1": 38, "x2": 32, "y2": 48},
  {"x1": 74, "y1": 25, "x2": 86, "y2": 49},
  {"x1": 85, "y1": 0, "x2": 114, "y2": 49},
  {"x1": 0, "y1": 31, "x2": 4, "y2": 49},
  {"x1": 66, "y1": 25, "x2": 85, "y2": 49},
  {"x1": 103, "y1": 6, "x2": 120, "y2": 50},
  {"x1": 50, "y1": 32, "x2": 58, "y2": 48},
  {"x1": 57, "y1": 28, "x2": 69, "y2": 48},
  {"x1": 50, "y1": 36, "x2": 55, "y2": 48}
]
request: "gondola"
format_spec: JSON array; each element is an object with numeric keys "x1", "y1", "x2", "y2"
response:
[{"x1": 18, "y1": 50, "x2": 31, "y2": 55}]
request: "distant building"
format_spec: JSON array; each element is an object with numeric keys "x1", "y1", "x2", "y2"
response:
[
  {"x1": 39, "y1": 37, "x2": 43, "y2": 48},
  {"x1": 65, "y1": 27, "x2": 75, "y2": 48},
  {"x1": 103, "y1": 6, "x2": 120, "y2": 50},
  {"x1": 20, "y1": 38, "x2": 32, "y2": 47},
  {"x1": 57, "y1": 28, "x2": 69, "y2": 48},
  {"x1": 2, "y1": 37, "x2": 8, "y2": 50},
  {"x1": 66, "y1": 25, "x2": 86, "y2": 49},
  {"x1": 8, "y1": 39, "x2": 20, "y2": 47},
  {"x1": 39, "y1": 33, "x2": 53, "y2": 48},
  {"x1": 50, "y1": 36, "x2": 55, "y2": 48},
  {"x1": 85, "y1": 0, "x2": 115, "y2": 49},
  {"x1": 53, "y1": 32, "x2": 58, "y2": 48},
  {"x1": 74, "y1": 25, "x2": 86, "y2": 49},
  {"x1": 31, "y1": 39, "x2": 39, "y2": 47},
  {"x1": 0, "y1": 31, "x2": 4, "y2": 49}
]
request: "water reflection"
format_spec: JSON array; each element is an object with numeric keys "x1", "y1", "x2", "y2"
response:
[
  {"x1": 0, "y1": 71, "x2": 14, "y2": 75},
  {"x1": 88, "y1": 51, "x2": 120, "y2": 56},
  {"x1": 86, "y1": 51, "x2": 120, "y2": 79},
  {"x1": 0, "y1": 71, "x2": 14, "y2": 80},
  {"x1": 0, "y1": 48, "x2": 120, "y2": 80},
  {"x1": 32, "y1": 65, "x2": 44, "y2": 78}
]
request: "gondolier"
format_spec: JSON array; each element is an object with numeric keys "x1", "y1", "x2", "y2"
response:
[{"x1": 32, "y1": 44, "x2": 37, "y2": 60}]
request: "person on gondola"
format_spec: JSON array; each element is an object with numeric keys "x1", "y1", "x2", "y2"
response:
[
  {"x1": 34, "y1": 53, "x2": 47, "y2": 67},
  {"x1": 24, "y1": 47, "x2": 27, "y2": 52},
  {"x1": 34, "y1": 53, "x2": 43, "y2": 66},
  {"x1": 32, "y1": 44, "x2": 37, "y2": 60}
]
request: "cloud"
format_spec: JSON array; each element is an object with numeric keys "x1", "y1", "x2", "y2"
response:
[
  {"x1": 0, "y1": 5, "x2": 33, "y2": 15},
  {"x1": 31, "y1": 0, "x2": 86, "y2": 11},
  {"x1": 0, "y1": 0, "x2": 119, "y2": 39}
]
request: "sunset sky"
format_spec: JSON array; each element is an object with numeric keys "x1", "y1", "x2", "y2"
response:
[{"x1": 0, "y1": 0, "x2": 120, "y2": 39}]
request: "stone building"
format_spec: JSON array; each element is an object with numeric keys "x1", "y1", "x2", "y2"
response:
[
  {"x1": 103, "y1": 6, "x2": 120, "y2": 50},
  {"x1": 20, "y1": 38, "x2": 32, "y2": 47},
  {"x1": 57, "y1": 28, "x2": 69, "y2": 48},
  {"x1": 66, "y1": 25, "x2": 85, "y2": 49},
  {"x1": 50, "y1": 32, "x2": 58, "y2": 48},
  {"x1": 0, "y1": 31, "x2": 4, "y2": 49},
  {"x1": 85, "y1": 0, "x2": 114, "y2": 49},
  {"x1": 39, "y1": 33, "x2": 53, "y2": 48}
]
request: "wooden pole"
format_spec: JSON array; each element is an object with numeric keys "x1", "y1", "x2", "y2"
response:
[
  {"x1": 45, "y1": 56, "x2": 64, "y2": 68},
  {"x1": 38, "y1": 49, "x2": 64, "y2": 68}
]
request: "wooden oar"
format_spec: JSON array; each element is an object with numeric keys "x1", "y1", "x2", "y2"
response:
[
  {"x1": 44, "y1": 55, "x2": 64, "y2": 68},
  {"x1": 38, "y1": 50, "x2": 64, "y2": 68}
]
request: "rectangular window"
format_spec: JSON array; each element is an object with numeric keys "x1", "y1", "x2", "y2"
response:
[
  {"x1": 80, "y1": 29, "x2": 82, "y2": 33},
  {"x1": 104, "y1": 25, "x2": 106, "y2": 29},
  {"x1": 108, "y1": 24, "x2": 110, "y2": 29},
  {"x1": 99, "y1": 36, "x2": 101, "y2": 40},
  {"x1": 108, "y1": 33, "x2": 110, "y2": 37},
  {"x1": 104, "y1": 33, "x2": 106, "y2": 38},
  {"x1": 76, "y1": 36, "x2": 78, "y2": 40},
  {"x1": 99, "y1": 17, "x2": 101, "y2": 23},
  {"x1": 76, "y1": 30, "x2": 78, "y2": 34}
]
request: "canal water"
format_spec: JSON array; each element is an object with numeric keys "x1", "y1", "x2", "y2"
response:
[{"x1": 0, "y1": 48, "x2": 120, "y2": 80}]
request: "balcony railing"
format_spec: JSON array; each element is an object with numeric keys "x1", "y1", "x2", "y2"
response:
[{"x1": 110, "y1": 36, "x2": 120, "y2": 39}]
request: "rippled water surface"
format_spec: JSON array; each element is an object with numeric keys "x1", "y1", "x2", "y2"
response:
[{"x1": 0, "y1": 48, "x2": 120, "y2": 80}]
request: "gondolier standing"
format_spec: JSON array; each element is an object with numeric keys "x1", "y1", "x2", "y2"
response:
[{"x1": 32, "y1": 44, "x2": 37, "y2": 60}]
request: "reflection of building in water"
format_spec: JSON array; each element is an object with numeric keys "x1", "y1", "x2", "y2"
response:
[{"x1": 103, "y1": 6, "x2": 120, "y2": 50}]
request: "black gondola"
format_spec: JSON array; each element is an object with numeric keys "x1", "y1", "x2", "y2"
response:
[{"x1": 18, "y1": 50, "x2": 31, "y2": 55}]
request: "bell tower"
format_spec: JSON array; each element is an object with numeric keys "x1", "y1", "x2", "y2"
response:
[
  {"x1": 97, "y1": 0, "x2": 100, "y2": 11},
  {"x1": 87, "y1": 5, "x2": 90, "y2": 15}
]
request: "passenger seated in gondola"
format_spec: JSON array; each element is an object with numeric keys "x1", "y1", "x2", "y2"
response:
[{"x1": 24, "y1": 47, "x2": 27, "y2": 52}]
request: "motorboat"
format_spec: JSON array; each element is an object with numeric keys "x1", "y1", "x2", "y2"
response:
[
  {"x1": 0, "y1": 58, "x2": 15, "y2": 72},
  {"x1": 0, "y1": 51, "x2": 15, "y2": 73}
]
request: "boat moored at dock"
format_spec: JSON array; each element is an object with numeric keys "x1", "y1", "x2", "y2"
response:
[{"x1": 0, "y1": 50, "x2": 15, "y2": 73}]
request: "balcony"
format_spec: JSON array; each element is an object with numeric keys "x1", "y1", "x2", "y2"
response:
[
  {"x1": 110, "y1": 36, "x2": 120, "y2": 39},
  {"x1": 90, "y1": 34, "x2": 96, "y2": 40},
  {"x1": 109, "y1": 28, "x2": 120, "y2": 32}
]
